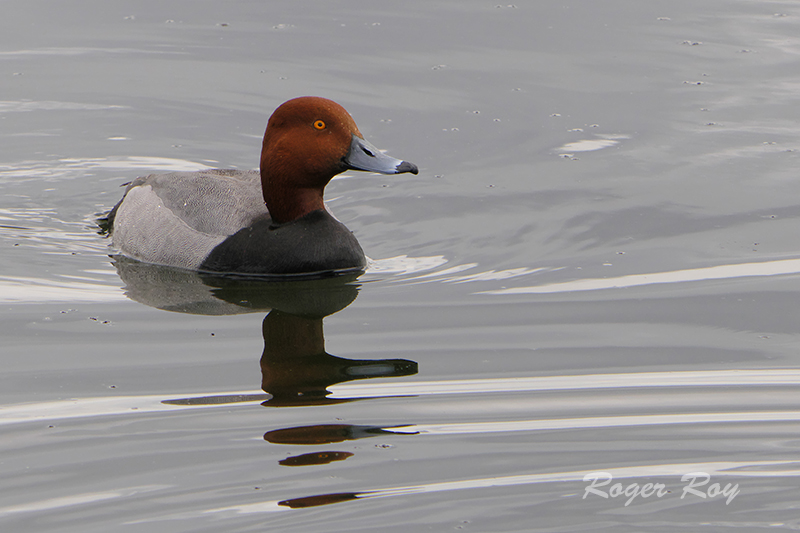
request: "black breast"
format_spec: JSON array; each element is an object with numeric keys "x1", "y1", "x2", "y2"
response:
[{"x1": 199, "y1": 209, "x2": 366, "y2": 275}]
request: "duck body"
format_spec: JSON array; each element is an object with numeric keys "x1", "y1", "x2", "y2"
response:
[{"x1": 108, "y1": 97, "x2": 417, "y2": 276}]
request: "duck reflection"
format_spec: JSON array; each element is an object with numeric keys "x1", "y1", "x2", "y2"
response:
[
  {"x1": 278, "y1": 451, "x2": 354, "y2": 467},
  {"x1": 264, "y1": 423, "x2": 416, "y2": 445},
  {"x1": 112, "y1": 256, "x2": 418, "y2": 406},
  {"x1": 279, "y1": 492, "x2": 362, "y2": 509},
  {"x1": 263, "y1": 422, "x2": 417, "y2": 469}
]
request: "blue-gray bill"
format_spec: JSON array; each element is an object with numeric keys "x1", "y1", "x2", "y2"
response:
[{"x1": 343, "y1": 134, "x2": 419, "y2": 175}]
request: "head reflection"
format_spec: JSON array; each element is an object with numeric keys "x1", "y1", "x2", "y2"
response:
[{"x1": 260, "y1": 310, "x2": 416, "y2": 406}]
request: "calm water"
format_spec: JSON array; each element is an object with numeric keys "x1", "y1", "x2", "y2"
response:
[{"x1": 3, "y1": 1, "x2": 800, "y2": 531}]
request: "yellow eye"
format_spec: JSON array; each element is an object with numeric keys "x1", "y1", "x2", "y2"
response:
[{"x1": 314, "y1": 120, "x2": 326, "y2": 130}]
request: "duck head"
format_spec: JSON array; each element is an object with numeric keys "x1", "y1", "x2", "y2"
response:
[{"x1": 260, "y1": 96, "x2": 418, "y2": 224}]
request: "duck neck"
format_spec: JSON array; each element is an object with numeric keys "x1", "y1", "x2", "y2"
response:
[{"x1": 262, "y1": 173, "x2": 325, "y2": 224}]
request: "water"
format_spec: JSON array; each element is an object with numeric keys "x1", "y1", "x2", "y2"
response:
[{"x1": 3, "y1": 1, "x2": 800, "y2": 531}]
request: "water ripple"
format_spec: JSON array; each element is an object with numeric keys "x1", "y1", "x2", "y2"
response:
[
  {"x1": 482, "y1": 257, "x2": 800, "y2": 294},
  {"x1": 0, "y1": 275, "x2": 123, "y2": 304},
  {"x1": 0, "y1": 156, "x2": 213, "y2": 181},
  {"x1": 151, "y1": 460, "x2": 800, "y2": 517},
  {"x1": 4, "y1": 369, "x2": 799, "y2": 425}
]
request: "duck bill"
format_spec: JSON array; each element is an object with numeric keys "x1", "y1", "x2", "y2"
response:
[{"x1": 343, "y1": 135, "x2": 419, "y2": 175}]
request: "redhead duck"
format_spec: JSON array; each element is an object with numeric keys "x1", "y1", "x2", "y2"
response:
[{"x1": 108, "y1": 97, "x2": 418, "y2": 275}]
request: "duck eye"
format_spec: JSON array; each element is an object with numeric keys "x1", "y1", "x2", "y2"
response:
[{"x1": 313, "y1": 120, "x2": 326, "y2": 130}]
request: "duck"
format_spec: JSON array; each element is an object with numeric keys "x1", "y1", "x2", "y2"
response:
[{"x1": 107, "y1": 96, "x2": 418, "y2": 276}]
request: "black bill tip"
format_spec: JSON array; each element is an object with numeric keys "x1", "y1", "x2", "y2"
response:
[{"x1": 396, "y1": 161, "x2": 419, "y2": 175}]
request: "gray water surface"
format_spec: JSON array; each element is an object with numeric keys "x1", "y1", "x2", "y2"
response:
[{"x1": 3, "y1": 1, "x2": 800, "y2": 531}]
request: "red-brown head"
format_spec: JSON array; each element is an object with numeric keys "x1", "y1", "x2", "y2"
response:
[{"x1": 260, "y1": 97, "x2": 418, "y2": 224}]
